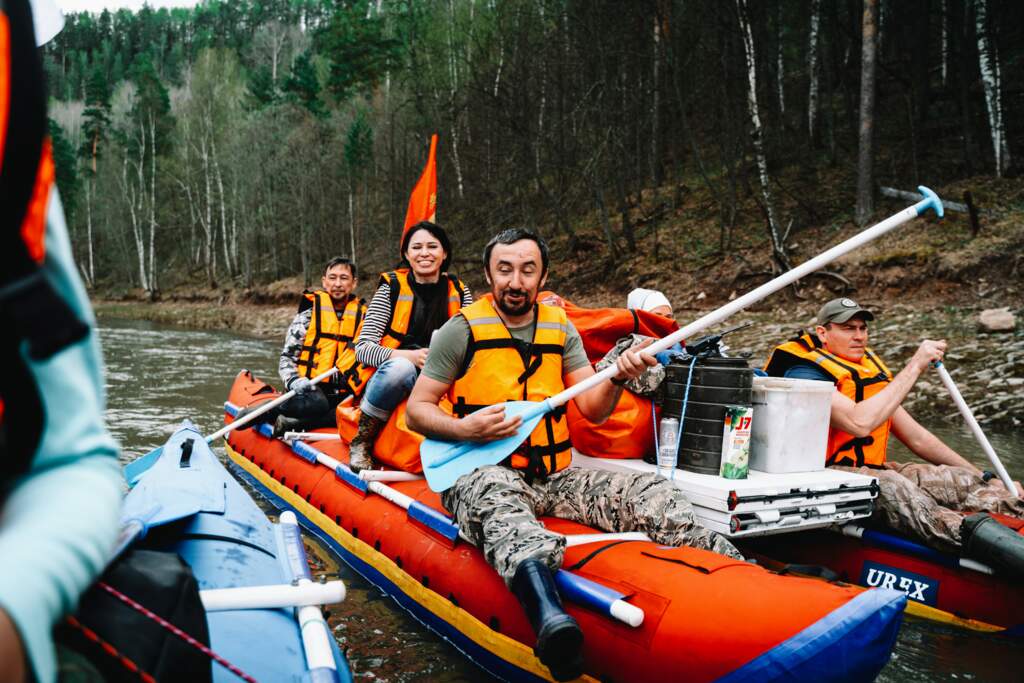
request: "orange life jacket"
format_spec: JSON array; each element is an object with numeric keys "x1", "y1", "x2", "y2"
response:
[
  {"x1": 567, "y1": 391, "x2": 657, "y2": 459},
  {"x1": 764, "y1": 332, "x2": 894, "y2": 467},
  {"x1": 538, "y1": 290, "x2": 679, "y2": 363},
  {"x1": 295, "y1": 291, "x2": 372, "y2": 396},
  {"x1": 334, "y1": 269, "x2": 465, "y2": 473},
  {"x1": 540, "y1": 291, "x2": 668, "y2": 459},
  {"x1": 450, "y1": 298, "x2": 572, "y2": 479},
  {"x1": 378, "y1": 268, "x2": 465, "y2": 350}
]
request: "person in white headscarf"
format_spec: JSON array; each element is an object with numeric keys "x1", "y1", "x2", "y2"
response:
[{"x1": 627, "y1": 288, "x2": 673, "y2": 319}]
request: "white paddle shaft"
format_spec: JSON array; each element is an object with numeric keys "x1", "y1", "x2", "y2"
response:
[
  {"x1": 200, "y1": 581, "x2": 346, "y2": 612},
  {"x1": 934, "y1": 362, "x2": 1016, "y2": 494},
  {"x1": 549, "y1": 199, "x2": 933, "y2": 409},
  {"x1": 208, "y1": 368, "x2": 338, "y2": 442}
]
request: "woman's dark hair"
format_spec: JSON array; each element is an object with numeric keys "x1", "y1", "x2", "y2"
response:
[
  {"x1": 401, "y1": 221, "x2": 452, "y2": 272},
  {"x1": 483, "y1": 228, "x2": 549, "y2": 276},
  {"x1": 323, "y1": 256, "x2": 357, "y2": 278}
]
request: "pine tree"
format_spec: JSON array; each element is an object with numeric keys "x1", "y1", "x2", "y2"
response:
[
  {"x1": 48, "y1": 118, "x2": 79, "y2": 221},
  {"x1": 81, "y1": 65, "x2": 111, "y2": 174},
  {"x1": 283, "y1": 51, "x2": 325, "y2": 118}
]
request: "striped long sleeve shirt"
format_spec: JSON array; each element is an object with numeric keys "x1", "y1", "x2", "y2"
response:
[{"x1": 355, "y1": 280, "x2": 474, "y2": 368}]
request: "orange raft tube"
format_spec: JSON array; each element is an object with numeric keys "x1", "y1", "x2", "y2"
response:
[{"x1": 225, "y1": 371, "x2": 905, "y2": 682}]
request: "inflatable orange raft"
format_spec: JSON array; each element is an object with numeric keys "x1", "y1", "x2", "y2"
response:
[{"x1": 224, "y1": 371, "x2": 905, "y2": 682}]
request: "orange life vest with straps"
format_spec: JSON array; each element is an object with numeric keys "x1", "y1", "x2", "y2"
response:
[
  {"x1": 295, "y1": 290, "x2": 372, "y2": 396},
  {"x1": 540, "y1": 292, "x2": 669, "y2": 459},
  {"x1": 538, "y1": 291, "x2": 679, "y2": 363},
  {"x1": 449, "y1": 298, "x2": 573, "y2": 479},
  {"x1": 378, "y1": 268, "x2": 465, "y2": 350},
  {"x1": 764, "y1": 332, "x2": 894, "y2": 467}
]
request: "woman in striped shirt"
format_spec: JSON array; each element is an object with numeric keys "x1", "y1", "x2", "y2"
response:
[{"x1": 349, "y1": 222, "x2": 473, "y2": 471}]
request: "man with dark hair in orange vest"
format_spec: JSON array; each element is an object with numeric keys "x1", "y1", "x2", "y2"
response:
[
  {"x1": 407, "y1": 228, "x2": 741, "y2": 682},
  {"x1": 765, "y1": 298, "x2": 1024, "y2": 574},
  {"x1": 236, "y1": 256, "x2": 369, "y2": 436}
]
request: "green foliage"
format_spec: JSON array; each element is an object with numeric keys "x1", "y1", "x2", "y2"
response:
[
  {"x1": 344, "y1": 110, "x2": 374, "y2": 173},
  {"x1": 316, "y1": 0, "x2": 403, "y2": 103},
  {"x1": 81, "y1": 65, "x2": 111, "y2": 172},
  {"x1": 248, "y1": 64, "x2": 278, "y2": 108},
  {"x1": 48, "y1": 118, "x2": 79, "y2": 222},
  {"x1": 283, "y1": 51, "x2": 325, "y2": 117},
  {"x1": 127, "y1": 53, "x2": 174, "y2": 155}
]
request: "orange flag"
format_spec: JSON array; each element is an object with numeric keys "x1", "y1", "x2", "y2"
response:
[{"x1": 402, "y1": 134, "x2": 438, "y2": 241}]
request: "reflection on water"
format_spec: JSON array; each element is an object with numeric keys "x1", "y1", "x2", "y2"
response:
[{"x1": 99, "y1": 317, "x2": 1024, "y2": 682}]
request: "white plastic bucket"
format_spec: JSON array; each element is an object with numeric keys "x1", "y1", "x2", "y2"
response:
[{"x1": 750, "y1": 376, "x2": 834, "y2": 473}]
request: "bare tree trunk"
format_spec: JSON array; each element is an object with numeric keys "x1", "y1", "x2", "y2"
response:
[
  {"x1": 975, "y1": 0, "x2": 1010, "y2": 176},
  {"x1": 855, "y1": 0, "x2": 879, "y2": 226},
  {"x1": 808, "y1": 0, "x2": 821, "y2": 143},
  {"x1": 651, "y1": 11, "x2": 663, "y2": 186},
  {"x1": 737, "y1": 0, "x2": 787, "y2": 271},
  {"x1": 447, "y1": 0, "x2": 465, "y2": 199},
  {"x1": 775, "y1": 0, "x2": 786, "y2": 118},
  {"x1": 941, "y1": 0, "x2": 949, "y2": 87},
  {"x1": 84, "y1": 179, "x2": 95, "y2": 286},
  {"x1": 148, "y1": 112, "x2": 158, "y2": 297}
]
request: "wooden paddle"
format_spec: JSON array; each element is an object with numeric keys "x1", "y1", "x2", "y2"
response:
[{"x1": 421, "y1": 187, "x2": 946, "y2": 492}]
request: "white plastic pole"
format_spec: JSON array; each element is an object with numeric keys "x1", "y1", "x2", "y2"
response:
[
  {"x1": 200, "y1": 581, "x2": 346, "y2": 612},
  {"x1": 283, "y1": 432, "x2": 343, "y2": 442},
  {"x1": 564, "y1": 532, "x2": 651, "y2": 547},
  {"x1": 279, "y1": 512, "x2": 338, "y2": 673},
  {"x1": 547, "y1": 188, "x2": 944, "y2": 409},
  {"x1": 209, "y1": 368, "x2": 338, "y2": 443},
  {"x1": 934, "y1": 361, "x2": 1017, "y2": 495},
  {"x1": 359, "y1": 470, "x2": 424, "y2": 483}
]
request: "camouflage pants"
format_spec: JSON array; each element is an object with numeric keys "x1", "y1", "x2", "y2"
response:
[
  {"x1": 441, "y1": 465, "x2": 743, "y2": 585},
  {"x1": 835, "y1": 462, "x2": 1024, "y2": 554}
]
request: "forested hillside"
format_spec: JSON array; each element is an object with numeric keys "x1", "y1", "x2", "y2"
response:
[{"x1": 45, "y1": 0, "x2": 1021, "y2": 298}]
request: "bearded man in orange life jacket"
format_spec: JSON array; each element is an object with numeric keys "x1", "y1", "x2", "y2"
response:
[
  {"x1": 236, "y1": 257, "x2": 368, "y2": 436},
  {"x1": 765, "y1": 298, "x2": 1024, "y2": 577},
  {"x1": 406, "y1": 228, "x2": 742, "y2": 682}
]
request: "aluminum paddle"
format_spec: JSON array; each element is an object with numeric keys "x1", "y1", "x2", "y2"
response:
[
  {"x1": 421, "y1": 187, "x2": 945, "y2": 492},
  {"x1": 933, "y1": 360, "x2": 1017, "y2": 495}
]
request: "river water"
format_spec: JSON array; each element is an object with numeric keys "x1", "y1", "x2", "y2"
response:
[{"x1": 98, "y1": 318, "x2": 1024, "y2": 682}]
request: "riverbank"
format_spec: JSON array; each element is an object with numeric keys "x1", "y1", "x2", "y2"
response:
[{"x1": 95, "y1": 293, "x2": 1022, "y2": 428}]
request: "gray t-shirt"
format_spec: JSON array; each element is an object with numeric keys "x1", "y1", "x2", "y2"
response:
[{"x1": 422, "y1": 313, "x2": 591, "y2": 385}]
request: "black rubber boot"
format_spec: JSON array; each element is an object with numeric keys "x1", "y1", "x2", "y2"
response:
[
  {"x1": 348, "y1": 412, "x2": 385, "y2": 472},
  {"x1": 961, "y1": 513, "x2": 1024, "y2": 579},
  {"x1": 272, "y1": 415, "x2": 304, "y2": 439},
  {"x1": 510, "y1": 560, "x2": 584, "y2": 681}
]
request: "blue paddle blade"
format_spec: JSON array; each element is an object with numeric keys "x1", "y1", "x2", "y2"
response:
[{"x1": 421, "y1": 400, "x2": 552, "y2": 492}]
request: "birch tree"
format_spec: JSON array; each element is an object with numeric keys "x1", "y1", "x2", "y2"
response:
[
  {"x1": 807, "y1": 0, "x2": 821, "y2": 143},
  {"x1": 855, "y1": 0, "x2": 879, "y2": 226},
  {"x1": 736, "y1": 0, "x2": 788, "y2": 271},
  {"x1": 975, "y1": 0, "x2": 1010, "y2": 176}
]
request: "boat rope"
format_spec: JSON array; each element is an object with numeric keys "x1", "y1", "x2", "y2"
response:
[
  {"x1": 64, "y1": 615, "x2": 157, "y2": 683},
  {"x1": 97, "y1": 581, "x2": 259, "y2": 683}
]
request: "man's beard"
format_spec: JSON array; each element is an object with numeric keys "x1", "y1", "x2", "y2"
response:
[{"x1": 495, "y1": 288, "x2": 534, "y2": 317}]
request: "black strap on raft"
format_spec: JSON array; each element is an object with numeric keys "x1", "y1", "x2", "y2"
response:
[
  {"x1": 0, "y1": 0, "x2": 89, "y2": 484},
  {"x1": 775, "y1": 563, "x2": 842, "y2": 583}
]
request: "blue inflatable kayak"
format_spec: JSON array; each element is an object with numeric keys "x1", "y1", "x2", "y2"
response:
[{"x1": 122, "y1": 422, "x2": 352, "y2": 683}]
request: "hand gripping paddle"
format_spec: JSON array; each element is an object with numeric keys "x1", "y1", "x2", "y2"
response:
[{"x1": 421, "y1": 187, "x2": 945, "y2": 492}]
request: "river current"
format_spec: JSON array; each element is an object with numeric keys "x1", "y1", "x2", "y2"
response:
[{"x1": 99, "y1": 318, "x2": 1023, "y2": 682}]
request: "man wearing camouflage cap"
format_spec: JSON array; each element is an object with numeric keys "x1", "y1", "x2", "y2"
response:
[{"x1": 765, "y1": 298, "x2": 1024, "y2": 577}]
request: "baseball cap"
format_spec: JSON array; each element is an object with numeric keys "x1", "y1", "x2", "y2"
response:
[{"x1": 817, "y1": 298, "x2": 875, "y2": 326}]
